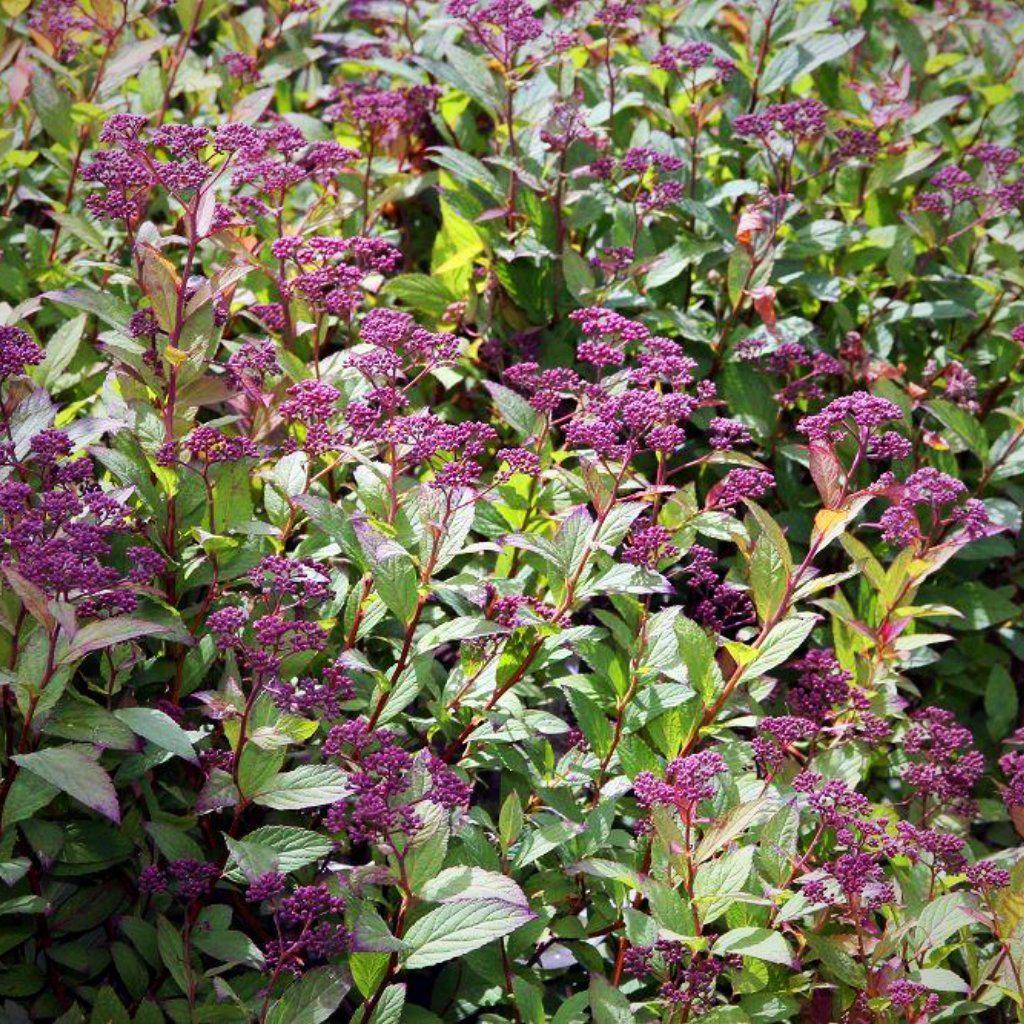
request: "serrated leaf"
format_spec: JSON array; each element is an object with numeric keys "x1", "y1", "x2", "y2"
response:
[
  {"x1": 714, "y1": 927, "x2": 794, "y2": 966},
  {"x1": 60, "y1": 616, "x2": 190, "y2": 664},
  {"x1": 251, "y1": 765, "x2": 349, "y2": 810},
  {"x1": 741, "y1": 613, "x2": 818, "y2": 680},
  {"x1": 223, "y1": 826, "x2": 333, "y2": 882},
  {"x1": 353, "y1": 519, "x2": 420, "y2": 624},
  {"x1": 13, "y1": 747, "x2": 119, "y2": 823},
  {"x1": 588, "y1": 975, "x2": 633, "y2": 1024},
  {"x1": 402, "y1": 899, "x2": 535, "y2": 969},
  {"x1": 114, "y1": 707, "x2": 197, "y2": 764},
  {"x1": 264, "y1": 966, "x2": 351, "y2": 1024},
  {"x1": 760, "y1": 30, "x2": 864, "y2": 93},
  {"x1": 693, "y1": 846, "x2": 755, "y2": 924},
  {"x1": 419, "y1": 867, "x2": 529, "y2": 908},
  {"x1": 156, "y1": 915, "x2": 190, "y2": 995}
]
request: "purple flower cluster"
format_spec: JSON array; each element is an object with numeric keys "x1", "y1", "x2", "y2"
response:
[
  {"x1": 705, "y1": 467, "x2": 775, "y2": 509},
  {"x1": 85, "y1": 116, "x2": 370, "y2": 231},
  {"x1": 653, "y1": 41, "x2": 735, "y2": 82},
  {"x1": 257, "y1": 882, "x2": 352, "y2": 975},
  {"x1": 28, "y1": 0, "x2": 91, "y2": 60},
  {"x1": 589, "y1": 148, "x2": 686, "y2": 211},
  {"x1": 140, "y1": 859, "x2": 220, "y2": 902},
  {"x1": 446, "y1": 0, "x2": 544, "y2": 66},
  {"x1": 797, "y1": 391, "x2": 903, "y2": 443},
  {"x1": 734, "y1": 99, "x2": 829, "y2": 141},
  {"x1": 275, "y1": 236, "x2": 401, "y2": 319},
  {"x1": 681, "y1": 545, "x2": 755, "y2": 636},
  {"x1": 788, "y1": 649, "x2": 853, "y2": 721},
  {"x1": 268, "y1": 661, "x2": 355, "y2": 718},
  {"x1": 752, "y1": 715, "x2": 818, "y2": 772},
  {"x1": 624, "y1": 941, "x2": 740, "y2": 1015},
  {"x1": 324, "y1": 83, "x2": 439, "y2": 144},
  {"x1": 740, "y1": 340, "x2": 844, "y2": 406},
  {"x1": 876, "y1": 467, "x2": 989, "y2": 547},
  {"x1": 621, "y1": 521, "x2": 678, "y2": 569},
  {"x1": 323, "y1": 720, "x2": 471, "y2": 844},
  {"x1": 0, "y1": 425, "x2": 161, "y2": 618},
  {"x1": 0, "y1": 326, "x2": 43, "y2": 380},
  {"x1": 633, "y1": 750, "x2": 727, "y2": 817},
  {"x1": 484, "y1": 584, "x2": 567, "y2": 628},
  {"x1": 1000, "y1": 730, "x2": 1024, "y2": 810},
  {"x1": 227, "y1": 340, "x2": 281, "y2": 399},
  {"x1": 802, "y1": 851, "x2": 896, "y2": 910},
  {"x1": 902, "y1": 708, "x2": 985, "y2": 817},
  {"x1": 178, "y1": 426, "x2": 260, "y2": 465}
]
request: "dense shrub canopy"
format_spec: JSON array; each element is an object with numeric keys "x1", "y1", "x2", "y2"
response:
[{"x1": 1, "y1": 0, "x2": 1024, "y2": 1020}]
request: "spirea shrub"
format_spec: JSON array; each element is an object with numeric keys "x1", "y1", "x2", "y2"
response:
[{"x1": 1, "y1": 0, "x2": 1024, "y2": 1020}]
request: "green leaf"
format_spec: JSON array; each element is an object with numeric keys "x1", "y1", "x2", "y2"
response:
[
  {"x1": 222, "y1": 835, "x2": 280, "y2": 883},
  {"x1": 13, "y1": 747, "x2": 119, "y2": 823},
  {"x1": 43, "y1": 693, "x2": 136, "y2": 749},
  {"x1": 565, "y1": 689, "x2": 612, "y2": 758},
  {"x1": 223, "y1": 826, "x2": 333, "y2": 881},
  {"x1": 803, "y1": 933, "x2": 865, "y2": 987},
  {"x1": 99, "y1": 37, "x2": 169, "y2": 98},
  {"x1": 352, "y1": 904, "x2": 407, "y2": 953},
  {"x1": 90, "y1": 986, "x2": 131, "y2": 1024},
  {"x1": 30, "y1": 69, "x2": 74, "y2": 147},
  {"x1": 696, "y1": 799, "x2": 766, "y2": 863},
  {"x1": 419, "y1": 867, "x2": 529, "y2": 908},
  {"x1": 645, "y1": 238, "x2": 716, "y2": 288},
  {"x1": 402, "y1": 899, "x2": 535, "y2": 969},
  {"x1": 927, "y1": 398, "x2": 988, "y2": 459},
  {"x1": 1, "y1": 771, "x2": 58, "y2": 828},
  {"x1": 588, "y1": 975, "x2": 633, "y2": 1024},
  {"x1": 675, "y1": 616, "x2": 723, "y2": 701},
  {"x1": 750, "y1": 533, "x2": 788, "y2": 622},
  {"x1": 416, "y1": 616, "x2": 504, "y2": 653},
  {"x1": 48, "y1": 287, "x2": 132, "y2": 329},
  {"x1": 36, "y1": 314, "x2": 86, "y2": 387},
  {"x1": 191, "y1": 926, "x2": 264, "y2": 967},
  {"x1": 350, "y1": 952, "x2": 390, "y2": 1000},
  {"x1": 693, "y1": 846, "x2": 755, "y2": 924},
  {"x1": 431, "y1": 198, "x2": 485, "y2": 290},
  {"x1": 741, "y1": 613, "x2": 818, "y2": 680},
  {"x1": 114, "y1": 707, "x2": 197, "y2": 764},
  {"x1": 416, "y1": 52, "x2": 501, "y2": 112},
  {"x1": 0, "y1": 895, "x2": 47, "y2": 915},
  {"x1": 485, "y1": 381, "x2": 544, "y2": 437},
  {"x1": 646, "y1": 879, "x2": 694, "y2": 936},
  {"x1": 727, "y1": 246, "x2": 753, "y2": 310},
  {"x1": 759, "y1": 30, "x2": 865, "y2": 94},
  {"x1": 986, "y1": 665, "x2": 1019, "y2": 740},
  {"x1": 915, "y1": 892, "x2": 977, "y2": 950},
  {"x1": 293, "y1": 494, "x2": 364, "y2": 566},
  {"x1": 156, "y1": 915, "x2": 191, "y2": 995},
  {"x1": 364, "y1": 983, "x2": 406, "y2": 1024},
  {"x1": 61, "y1": 616, "x2": 190, "y2": 664},
  {"x1": 430, "y1": 146, "x2": 501, "y2": 195},
  {"x1": 353, "y1": 519, "x2": 420, "y2": 624},
  {"x1": 251, "y1": 765, "x2": 350, "y2": 810},
  {"x1": 379, "y1": 274, "x2": 457, "y2": 321},
  {"x1": 714, "y1": 927, "x2": 794, "y2": 966},
  {"x1": 499, "y1": 792, "x2": 524, "y2": 847},
  {"x1": 758, "y1": 804, "x2": 800, "y2": 885},
  {"x1": 264, "y1": 966, "x2": 351, "y2": 1024}
]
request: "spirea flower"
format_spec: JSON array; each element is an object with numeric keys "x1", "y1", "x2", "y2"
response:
[
  {"x1": 622, "y1": 521, "x2": 678, "y2": 568},
  {"x1": 634, "y1": 751, "x2": 728, "y2": 815},
  {"x1": 0, "y1": 327, "x2": 43, "y2": 379}
]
